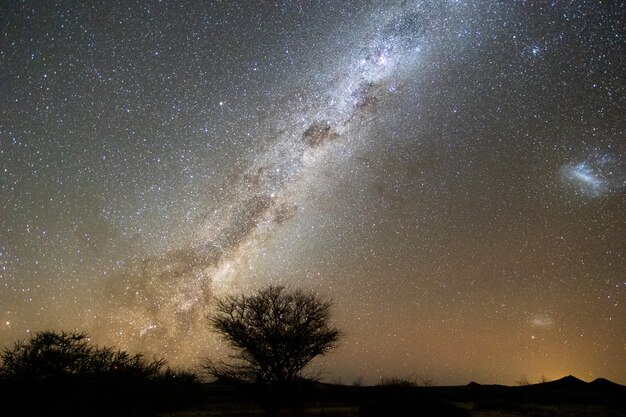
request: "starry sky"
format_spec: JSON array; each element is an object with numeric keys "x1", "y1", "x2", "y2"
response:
[{"x1": 1, "y1": 0, "x2": 625, "y2": 386}]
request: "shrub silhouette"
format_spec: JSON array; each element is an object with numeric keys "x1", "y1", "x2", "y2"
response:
[
  {"x1": 0, "y1": 330, "x2": 162, "y2": 380},
  {"x1": 0, "y1": 330, "x2": 199, "y2": 417}
]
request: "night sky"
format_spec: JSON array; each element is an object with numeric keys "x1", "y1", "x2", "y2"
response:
[{"x1": 1, "y1": 1, "x2": 625, "y2": 385}]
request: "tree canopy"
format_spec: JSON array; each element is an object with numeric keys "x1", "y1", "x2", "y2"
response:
[{"x1": 205, "y1": 285, "x2": 341, "y2": 385}]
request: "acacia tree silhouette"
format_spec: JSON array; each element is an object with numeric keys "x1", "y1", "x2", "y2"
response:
[{"x1": 204, "y1": 285, "x2": 342, "y2": 386}]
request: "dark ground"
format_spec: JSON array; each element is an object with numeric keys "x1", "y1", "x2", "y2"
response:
[
  {"x1": 166, "y1": 376, "x2": 626, "y2": 417},
  {"x1": 2, "y1": 374, "x2": 623, "y2": 416}
]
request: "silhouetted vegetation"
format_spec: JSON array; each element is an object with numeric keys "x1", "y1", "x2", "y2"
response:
[
  {"x1": 377, "y1": 376, "x2": 417, "y2": 387},
  {"x1": 377, "y1": 374, "x2": 435, "y2": 387},
  {"x1": 203, "y1": 285, "x2": 342, "y2": 414},
  {"x1": 0, "y1": 330, "x2": 200, "y2": 417},
  {"x1": 0, "y1": 322, "x2": 623, "y2": 417}
]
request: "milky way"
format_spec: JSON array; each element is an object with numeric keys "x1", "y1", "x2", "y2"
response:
[
  {"x1": 1, "y1": 1, "x2": 625, "y2": 385},
  {"x1": 92, "y1": 0, "x2": 449, "y2": 362}
]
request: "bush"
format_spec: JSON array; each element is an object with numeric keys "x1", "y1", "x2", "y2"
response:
[{"x1": 0, "y1": 330, "x2": 199, "y2": 417}]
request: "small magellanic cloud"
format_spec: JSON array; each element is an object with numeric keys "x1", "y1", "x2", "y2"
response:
[{"x1": 529, "y1": 314, "x2": 554, "y2": 329}]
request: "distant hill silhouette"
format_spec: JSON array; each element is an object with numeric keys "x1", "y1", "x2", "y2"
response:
[
  {"x1": 525, "y1": 375, "x2": 626, "y2": 393},
  {"x1": 504, "y1": 375, "x2": 626, "y2": 408},
  {"x1": 589, "y1": 377, "x2": 625, "y2": 393},
  {"x1": 537, "y1": 375, "x2": 588, "y2": 390},
  {"x1": 468, "y1": 375, "x2": 625, "y2": 391}
]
